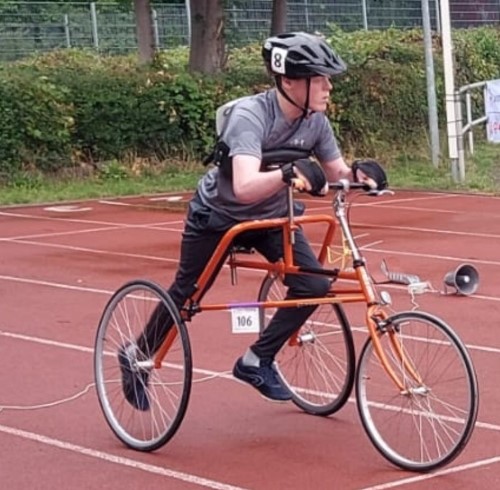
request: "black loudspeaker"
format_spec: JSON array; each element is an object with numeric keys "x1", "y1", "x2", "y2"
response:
[{"x1": 443, "y1": 264, "x2": 479, "y2": 296}]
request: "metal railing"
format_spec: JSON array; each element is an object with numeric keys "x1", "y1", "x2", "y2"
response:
[
  {"x1": 2, "y1": 0, "x2": 498, "y2": 61},
  {"x1": 460, "y1": 81, "x2": 489, "y2": 155},
  {"x1": 454, "y1": 81, "x2": 491, "y2": 181}
]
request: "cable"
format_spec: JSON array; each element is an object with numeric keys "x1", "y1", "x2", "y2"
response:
[
  {"x1": 407, "y1": 281, "x2": 439, "y2": 310},
  {"x1": 0, "y1": 382, "x2": 95, "y2": 413},
  {"x1": 0, "y1": 370, "x2": 233, "y2": 414}
]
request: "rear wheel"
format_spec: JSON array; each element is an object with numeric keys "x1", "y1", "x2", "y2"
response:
[
  {"x1": 356, "y1": 310, "x2": 479, "y2": 471},
  {"x1": 258, "y1": 274, "x2": 355, "y2": 415},
  {"x1": 94, "y1": 279, "x2": 192, "y2": 451}
]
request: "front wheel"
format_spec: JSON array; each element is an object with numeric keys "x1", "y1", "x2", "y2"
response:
[
  {"x1": 258, "y1": 274, "x2": 355, "y2": 416},
  {"x1": 94, "y1": 279, "x2": 192, "y2": 451},
  {"x1": 356, "y1": 310, "x2": 479, "y2": 471}
]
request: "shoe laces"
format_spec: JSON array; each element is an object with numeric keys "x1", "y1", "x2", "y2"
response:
[{"x1": 259, "y1": 359, "x2": 281, "y2": 385}]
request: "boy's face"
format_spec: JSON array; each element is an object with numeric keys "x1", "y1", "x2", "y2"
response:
[{"x1": 285, "y1": 76, "x2": 333, "y2": 112}]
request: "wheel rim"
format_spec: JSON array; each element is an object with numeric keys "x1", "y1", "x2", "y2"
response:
[
  {"x1": 356, "y1": 312, "x2": 478, "y2": 470},
  {"x1": 95, "y1": 281, "x2": 191, "y2": 450},
  {"x1": 259, "y1": 275, "x2": 354, "y2": 414},
  {"x1": 275, "y1": 316, "x2": 353, "y2": 409}
]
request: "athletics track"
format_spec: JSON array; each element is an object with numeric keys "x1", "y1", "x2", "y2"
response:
[{"x1": 0, "y1": 189, "x2": 499, "y2": 489}]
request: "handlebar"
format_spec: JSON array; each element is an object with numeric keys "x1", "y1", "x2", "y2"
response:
[
  {"x1": 262, "y1": 155, "x2": 393, "y2": 197},
  {"x1": 329, "y1": 179, "x2": 370, "y2": 192},
  {"x1": 329, "y1": 179, "x2": 394, "y2": 197}
]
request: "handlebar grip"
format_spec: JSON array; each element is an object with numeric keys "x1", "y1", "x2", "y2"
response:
[
  {"x1": 328, "y1": 180, "x2": 393, "y2": 196},
  {"x1": 328, "y1": 180, "x2": 371, "y2": 192}
]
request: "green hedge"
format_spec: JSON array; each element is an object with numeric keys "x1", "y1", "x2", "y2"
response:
[
  {"x1": 0, "y1": 71, "x2": 73, "y2": 175},
  {"x1": 0, "y1": 27, "x2": 499, "y2": 180}
]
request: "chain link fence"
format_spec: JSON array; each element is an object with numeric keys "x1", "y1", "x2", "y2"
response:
[{"x1": 0, "y1": 0, "x2": 499, "y2": 61}]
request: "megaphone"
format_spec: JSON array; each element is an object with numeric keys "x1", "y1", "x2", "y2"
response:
[{"x1": 443, "y1": 264, "x2": 479, "y2": 296}]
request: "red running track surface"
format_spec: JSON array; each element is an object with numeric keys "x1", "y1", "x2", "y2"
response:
[{"x1": 1, "y1": 189, "x2": 499, "y2": 490}]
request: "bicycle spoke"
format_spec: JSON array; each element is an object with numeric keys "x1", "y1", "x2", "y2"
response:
[
  {"x1": 94, "y1": 280, "x2": 192, "y2": 451},
  {"x1": 356, "y1": 311, "x2": 478, "y2": 471},
  {"x1": 258, "y1": 274, "x2": 355, "y2": 415}
]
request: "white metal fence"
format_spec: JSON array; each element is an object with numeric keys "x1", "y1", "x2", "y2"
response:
[{"x1": 0, "y1": 0, "x2": 498, "y2": 61}]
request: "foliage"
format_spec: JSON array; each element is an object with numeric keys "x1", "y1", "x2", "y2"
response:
[
  {"x1": 453, "y1": 27, "x2": 500, "y2": 88},
  {"x1": 0, "y1": 27, "x2": 499, "y2": 181},
  {"x1": 326, "y1": 27, "x2": 445, "y2": 155},
  {"x1": 0, "y1": 69, "x2": 73, "y2": 178}
]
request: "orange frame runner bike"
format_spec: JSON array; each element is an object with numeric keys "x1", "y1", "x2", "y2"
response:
[
  {"x1": 94, "y1": 176, "x2": 478, "y2": 472},
  {"x1": 155, "y1": 185, "x2": 409, "y2": 392}
]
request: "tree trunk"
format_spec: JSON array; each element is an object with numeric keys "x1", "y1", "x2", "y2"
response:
[
  {"x1": 188, "y1": 0, "x2": 225, "y2": 74},
  {"x1": 271, "y1": 0, "x2": 288, "y2": 35},
  {"x1": 134, "y1": 0, "x2": 155, "y2": 64}
]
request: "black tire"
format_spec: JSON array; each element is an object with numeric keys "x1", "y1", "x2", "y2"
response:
[
  {"x1": 356, "y1": 310, "x2": 479, "y2": 471},
  {"x1": 94, "y1": 279, "x2": 192, "y2": 451},
  {"x1": 258, "y1": 274, "x2": 355, "y2": 415}
]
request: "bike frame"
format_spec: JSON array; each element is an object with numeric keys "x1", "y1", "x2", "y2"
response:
[{"x1": 155, "y1": 181, "x2": 412, "y2": 391}]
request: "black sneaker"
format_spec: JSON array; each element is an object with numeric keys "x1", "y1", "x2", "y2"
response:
[
  {"x1": 233, "y1": 357, "x2": 292, "y2": 401},
  {"x1": 118, "y1": 343, "x2": 150, "y2": 411}
]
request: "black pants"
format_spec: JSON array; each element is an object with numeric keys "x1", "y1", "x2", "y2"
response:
[{"x1": 138, "y1": 196, "x2": 330, "y2": 360}]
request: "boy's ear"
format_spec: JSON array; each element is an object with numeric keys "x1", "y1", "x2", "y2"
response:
[{"x1": 280, "y1": 76, "x2": 294, "y2": 89}]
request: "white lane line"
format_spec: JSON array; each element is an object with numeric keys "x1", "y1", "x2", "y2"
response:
[
  {"x1": 6, "y1": 232, "x2": 498, "y2": 277},
  {"x1": 3, "y1": 215, "x2": 500, "y2": 271},
  {"x1": 99, "y1": 199, "x2": 188, "y2": 210},
  {"x1": 0, "y1": 424, "x2": 249, "y2": 490},
  {"x1": 0, "y1": 222, "x2": 183, "y2": 242},
  {"x1": 2, "y1": 201, "x2": 500, "y2": 241},
  {"x1": 0, "y1": 225, "x2": 124, "y2": 242},
  {"x1": 359, "y1": 456, "x2": 500, "y2": 490},
  {"x1": 367, "y1": 204, "x2": 461, "y2": 214},
  {"x1": 0, "y1": 330, "x2": 95, "y2": 354},
  {"x1": 356, "y1": 222, "x2": 500, "y2": 240},
  {"x1": 308, "y1": 194, "x2": 500, "y2": 216},
  {"x1": 149, "y1": 196, "x2": 185, "y2": 202},
  {"x1": 2, "y1": 246, "x2": 500, "y2": 307},
  {"x1": 2, "y1": 328, "x2": 500, "y2": 432},
  {"x1": 2, "y1": 273, "x2": 500, "y2": 355},
  {"x1": 0, "y1": 275, "x2": 115, "y2": 295},
  {"x1": 359, "y1": 240, "x2": 384, "y2": 250},
  {"x1": 0, "y1": 209, "x2": 184, "y2": 229},
  {"x1": 100, "y1": 194, "x2": 190, "y2": 205},
  {"x1": 307, "y1": 193, "x2": 454, "y2": 212},
  {"x1": 0, "y1": 329, "x2": 233, "y2": 376},
  {"x1": 450, "y1": 339, "x2": 500, "y2": 355},
  {"x1": 4, "y1": 239, "x2": 179, "y2": 263},
  {"x1": 98, "y1": 200, "x2": 135, "y2": 207},
  {"x1": 0, "y1": 209, "x2": 127, "y2": 227},
  {"x1": 1, "y1": 329, "x2": 499, "y2": 489},
  {"x1": 353, "y1": 196, "x2": 457, "y2": 208},
  {"x1": 44, "y1": 205, "x2": 93, "y2": 213},
  {"x1": 361, "y1": 244, "x2": 500, "y2": 267}
]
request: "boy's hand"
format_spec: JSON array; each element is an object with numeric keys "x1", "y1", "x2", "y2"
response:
[
  {"x1": 293, "y1": 159, "x2": 328, "y2": 196},
  {"x1": 352, "y1": 159, "x2": 388, "y2": 190}
]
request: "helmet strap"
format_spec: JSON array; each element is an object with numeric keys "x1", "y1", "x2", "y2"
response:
[{"x1": 275, "y1": 77, "x2": 313, "y2": 119}]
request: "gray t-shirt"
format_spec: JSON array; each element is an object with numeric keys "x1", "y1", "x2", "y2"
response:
[{"x1": 197, "y1": 89, "x2": 341, "y2": 225}]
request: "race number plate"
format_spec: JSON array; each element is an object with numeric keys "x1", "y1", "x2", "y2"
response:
[
  {"x1": 231, "y1": 306, "x2": 260, "y2": 334},
  {"x1": 270, "y1": 47, "x2": 287, "y2": 75}
]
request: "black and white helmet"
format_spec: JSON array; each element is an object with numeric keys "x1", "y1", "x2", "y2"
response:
[{"x1": 262, "y1": 32, "x2": 347, "y2": 79}]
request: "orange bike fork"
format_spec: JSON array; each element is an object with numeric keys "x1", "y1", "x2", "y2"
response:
[{"x1": 366, "y1": 310, "x2": 422, "y2": 391}]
